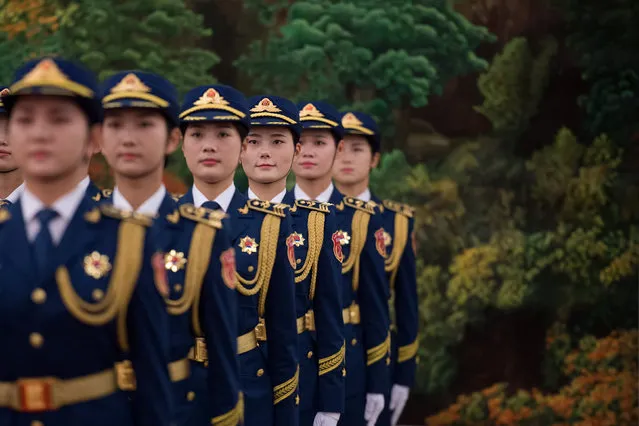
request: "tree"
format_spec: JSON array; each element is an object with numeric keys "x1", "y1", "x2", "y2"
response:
[
  {"x1": 50, "y1": 0, "x2": 218, "y2": 94},
  {"x1": 237, "y1": 0, "x2": 495, "y2": 150},
  {"x1": 564, "y1": 0, "x2": 639, "y2": 144},
  {"x1": 474, "y1": 36, "x2": 558, "y2": 140}
]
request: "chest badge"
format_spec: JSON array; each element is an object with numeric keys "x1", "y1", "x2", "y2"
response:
[
  {"x1": 375, "y1": 228, "x2": 387, "y2": 258},
  {"x1": 383, "y1": 231, "x2": 392, "y2": 247},
  {"x1": 286, "y1": 233, "x2": 304, "y2": 269},
  {"x1": 220, "y1": 248, "x2": 237, "y2": 289},
  {"x1": 164, "y1": 250, "x2": 187, "y2": 272},
  {"x1": 331, "y1": 230, "x2": 350, "y2": 263},
  {"x1": 239, "y1": 236, "x2": 259, "y2": 254},
  {"x1": 84, "y1": 251, "x2": 112, "y2": 279}
]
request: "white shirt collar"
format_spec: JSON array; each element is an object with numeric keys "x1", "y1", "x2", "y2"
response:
[
  {"x1": 21, "y1": 178, "x2": 88, "y2": 244},
  {"x1": 112, "y1": 185, "x2": 167, "y2": 216},
  {"x1": 79, "y1": 176, "x2": 91, "y2": 192},
  {"x1": 5, "y1": 182, "x2": 25, "y2": 203},
  {"x1": 294, "y1": 182, "x2": 334, "y2": 202},
  {"x1": 192, "y1": 183, "x2": 235, "y2": 212},
  {"x1": 356, "y1": 188, "x2": 371, "y2": 202},
  {"x1": 248, "y1": 187, "x2": 286, "y2": 204}
]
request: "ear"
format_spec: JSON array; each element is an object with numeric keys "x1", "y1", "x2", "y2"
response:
[
  {"x1": 294, "y1": 142, "x2": 301, "y2": 156},
  {"x1": 371, "y1": 151, "x2": 380, "y2": 169},
  {"x1": 166, "y1": 127, "x2": 182, "y2": 155},
  {"x1": 336, "y1": 140, "x2": 345, "y2": 154},
  {"x1": 88, "y1": 123, "x2": 102, "y2": 156}
]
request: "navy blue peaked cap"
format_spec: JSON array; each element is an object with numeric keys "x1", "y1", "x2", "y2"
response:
[
  {"x1": 247, "y1": 95, "x2": 301, "y2": 140},
  {"x1": 179, "y1": 84, "x2": 250, "y2": 133},
  {"x1": 101, "y1": 71, "x2": 179, "y2": 127},
  {"x1": 4, "y1": 56, "x2": 102, "y2": 123},
  {"x1": 340, "y1": 111, "x2": 381, "y2": 153},
  {"x1": 296, "y1": 100, "x2": 344, "y2": 142}
]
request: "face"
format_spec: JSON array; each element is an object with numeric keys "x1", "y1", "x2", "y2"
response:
[
  {"x1": 182, "y1": 122, "x2": 242, "y2": 184},
  {"x1": 241, "y1": 126, "x2": 295, "y2": 184},
  {"x1": 0, "y1": 114, "x2": 18, "y2": 173},
  {"x1": 293, "y1": 129, "x2": 337, "y2": 180},
  {"x1": 8, "y1": 96, "x2": 100, "y2": 181},
  {"x1": 102, "y1": 109, "x2": 179, "y2": 179},
  {"x1": 333, "y1": 134, "x2": 379, "y2": 186}
]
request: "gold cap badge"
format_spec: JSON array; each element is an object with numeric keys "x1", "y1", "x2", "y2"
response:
[
  {"x1": 0, "y1": 88, "x2": 10, "y2": 97},
  {"x1": 110, "y1": 73, "x2": 151, "y2": 93},
  {"x1": 341, "y1": 112, "x2": 363, "y2": 127},
  {"x1": 299, "y1": 103, "x2": 324, "y2": 118},
  {"x1": 194, "y1": 88, "x2": 229, "y2": 106},
  {"x1": 251, "y1": 98, "x2": 281, "y2": 113}
]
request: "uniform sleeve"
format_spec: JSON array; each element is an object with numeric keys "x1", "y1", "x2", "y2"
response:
[
  {"x1": 200, "y1": 224, "x2": 242, "y2": 426},
  {"x1": 392, "y1": 217, "x2": 419, "y2": 387},
  {"x1": 314, "y1": 210, "x2": 346, "y2": 413},
  {"x1": 265, "y1": 214, "x2": 300, "y2": 426},
  {"x1": 129, "y1": 234, "x2": 173, "y2": 426},
  {"x1": 359, "y1": 212, "x2": 391, "y2": 395}
]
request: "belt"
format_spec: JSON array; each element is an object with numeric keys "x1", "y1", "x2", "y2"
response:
[
  {"x1": 168, "y1": 358, "x2": 190, "y2": 382},
  {"x1": 297, "y1": 310, "x2": 316, "y2": 334},
  {"x1": 342, "y1": 303, "x2": 361, "y2": 324},
  {"x1": 0, "y1": 361, "x2": 134, "y2": 413},
  {"x1": 190, "y1": 320, "x2": 267, "y2": 361}
]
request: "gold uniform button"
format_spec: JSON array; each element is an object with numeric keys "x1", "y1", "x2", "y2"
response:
[
  {"x1": 256, "y1": 369, "x2": 264, "y2": 377},
  {"x1": 29, "y1": 332, "x2": 44, "y2": 348},
  {"x1": 92, "y1": 289, "x2": 104, "y2": 301},
  {"x1": 174, "y1": 284, "x2": 183, "y2": 292},
  {"x1": 342, "y1": 368, "x2": 346, "y2": 377},
  {"x1": 31, "y1": 421, "x2": 44, "y2": 426},
  {"x1": 307, "y1": 351, "x2": 313, "y2": 359},
  {"x1": 247, "y1": 266, "x2": 255, "y2": 272},
  {"x1": 31, "y1": 288, "x2": 46, "y2": 304},
  {"x1": 386, "y1": 357, "x2": 391, "y2": 365},
  {"x1": 351, "y1": 338, "x2": 357, "y2": 346},
  {"x1": 186, "y1": 391, "x2": 195, "y2": 401},
  {"x1": 296, "y1": 259, "x2": 301, "y2": 264}
]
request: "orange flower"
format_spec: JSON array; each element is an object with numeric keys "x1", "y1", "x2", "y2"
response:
[
  {"x1": 496, "y1": 408, "x2": 516, "y2": 425},
  {"x1": 488, "y1": 397, "x2": 502, "y2": 419}
]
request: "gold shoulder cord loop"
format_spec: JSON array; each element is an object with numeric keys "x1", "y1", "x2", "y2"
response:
[
  {"x1": 56, "y1": 220, "x2": 146, "y2": 352},
  {"x1": 235, "y1": 213, "x2": 282, "y2": 318},
  {"x1": 384, "y1": 213, "x2": 409, "y2": 292},
  {"x1": 189, "y1": 224, "x2": 217, "y2": 336},
  {"x1": 294, "y1": 211, "x2": 325, "y2": 301},
  {"x1": 341, "y1": 210, "x2": 370, "y2": 292}
]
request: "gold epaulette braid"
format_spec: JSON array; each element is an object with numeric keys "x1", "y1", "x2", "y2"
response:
[
  {"x1": 236, "y1": 202, "x2": 285, "y2": 317},
  {"x1": 56, "y1": 215, "x2": 146, "y2": 352},
  {"x1": 384, "y1": 212, "x2": 409, "y2": 291},
  {"x1": 341, "y1": 209, "x2": 370, "y2": 292},
  {"x1": 294, "y1": 210, "x2": 325, "y2": 300}
]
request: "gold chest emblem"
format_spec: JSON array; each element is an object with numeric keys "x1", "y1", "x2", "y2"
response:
[
  {"x1": 239, "y1": 236, "x2": 259, "y2": 254},
  {"x1": 84, "y1": 251, "x2": 112, "y2": 279},
  {"x1": 164, "y1": 250, "x2": 187, "y2": 272}
]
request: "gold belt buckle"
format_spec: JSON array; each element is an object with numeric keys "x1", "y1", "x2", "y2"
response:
[
  {"x1": 194, "y1": 337, "x2": 208, "y2": 362},
  {"x1": 16, "y1": 377, "x2": 58, "y2": 412},
  {"x1": 255, "y1": 319, "x2": 267, "y2": 342},
  {"x1": 115, "y1": 360, "x2": 137, "y2": 391},
  {"x1": 304, "y1": 311, "x2": 315, "y2": 331}
]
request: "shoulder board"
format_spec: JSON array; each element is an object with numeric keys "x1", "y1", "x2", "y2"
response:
[
  {"x1": 383, "y1": 200, "x2": 414, "y2": 218},
  {"x1": 178, "y1": 203, "x2": 224, "y2": 229},
  {"x1": 343, "y1": 197, "x2": 376, "y2": 215},
  {"x1": 0, "y1": 207, "x2": 11, "y2": 224},
  {"x1": 246, "y1": 199, "x2": 288, "y2": 217},
  {"x1": 170, "y1": 193, "x2": 183, "y2": 202},
  {"x1": 99, "y1": 204, "x2": 153, "y2": 227},
  {"x1": 295, "y1": 199, "x2": 331, "y2": 214}
]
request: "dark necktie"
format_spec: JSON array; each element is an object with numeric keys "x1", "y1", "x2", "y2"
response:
[
  {"x1": 33, "y1": 208, "x2": 59, "y2": 276},
  {"x1": 202, "y1": 201, "x2": 221, "y2": 211}
]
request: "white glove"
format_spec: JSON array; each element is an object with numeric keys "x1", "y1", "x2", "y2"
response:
[
  {"x1": 389, "y1": 384, "x2": 410, "y2": 426},
  {"x1": 364, "y1": 393, "x2": 385, "y2": 426},
  {"x1": 313, "y1": 412, "x2": 340, "y2": 426}
]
